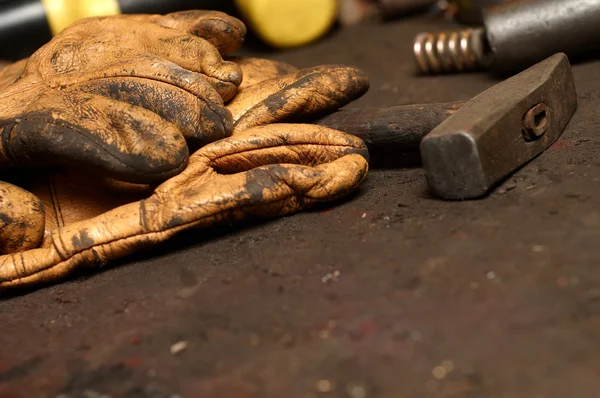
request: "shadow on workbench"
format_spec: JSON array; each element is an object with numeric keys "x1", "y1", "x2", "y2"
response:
[{"x1": 0, "y1": 191, "x2": 366, "y2": 301}]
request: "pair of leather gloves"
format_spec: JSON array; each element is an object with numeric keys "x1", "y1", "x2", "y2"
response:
[{"x1": 0, "y1": 11, "x2": 370, "y2": 290}]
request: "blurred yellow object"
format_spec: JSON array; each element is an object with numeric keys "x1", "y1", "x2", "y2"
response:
[
  {"x1": 41, "y1": 0, "x2": 121, "y2": 35},
  {"x1": 40, "y1": 0, "x2": 337, "y2": 48},
  {"x1": 235, "y1": 0, "x2": 337, "y2": 48}
]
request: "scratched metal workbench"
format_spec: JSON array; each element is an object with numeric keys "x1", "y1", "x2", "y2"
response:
[{"x1": 2, "y1": 14, "x2": 600, "y2": 398}]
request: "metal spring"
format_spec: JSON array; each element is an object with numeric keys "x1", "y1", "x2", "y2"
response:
[{"x1": 413, "y1": 28, "x2": 492, "y2": 74}]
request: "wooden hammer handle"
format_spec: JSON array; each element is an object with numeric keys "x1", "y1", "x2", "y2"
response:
[{"x1": 314, "y1": 101, "x2": 464, "y2": 154}]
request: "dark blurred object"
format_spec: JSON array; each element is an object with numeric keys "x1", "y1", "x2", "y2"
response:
[
  {"x1": 447, "y1": 0, "x2": 514, "y2": 25},
  {"x1": 0, "y1": 0, "x2": 53, "y2": 60},
  {"x1": 414, "y1": 0, "x2": 600, "y2": 76},
  {"x1": 375, "y1": 0, "x2": 439, "y2": 19},
  {"x1": 337, "y1": 0, "x2": 380, "y2": 25},
  {"x1": 337, "y1": 0, "x2": 447, "y2": 25},
  {"x1": 337, "y1": 0, "x2": 515, "y2": 25},
  {"x1": 120, "y1": 0, "x2": 233, "y2": 14}
]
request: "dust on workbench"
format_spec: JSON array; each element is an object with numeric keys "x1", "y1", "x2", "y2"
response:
[{"x1": 2, "y1": 15, "x2": 600, "y2": 398}]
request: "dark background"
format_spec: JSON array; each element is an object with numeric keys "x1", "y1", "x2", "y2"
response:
[{"x1": 1, "y1": 13, "x2": 600, "y2": 398}]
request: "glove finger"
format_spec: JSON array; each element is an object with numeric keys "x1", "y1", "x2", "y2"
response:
[
  {"x1": 2, "y1": 92, "x2": 189, "y2": 184},
  {"x1": 0, "y1": 181, "x2": 45, "y2": 254},
  {"x1": 122, "y1": 10, "x2": 247, "y2": 55},
  {"x1": 237, "y1": 154, "x2": 369, "y2": 212},
  {"x1": 146, "y1": 124, "x2": 369, "y2": 241},
  {"x1": 57, "y1": 53, "x2": 234, "y2": 138},
  {"x1": 69, "y1": 77, "x2": 231, "y2": 146},
  {"x1": 198, "y1": 123, "x2": 370, "y2": 173},
  {"x1": 48, "y1": 42, "x2": 239, "y2": 103},
  {"x1": 227, "y1": 65, "x2": 370, "y2": 133},
  {"x1": 149, "y1": 155, "x2": 369, "y2": 235},
  {"x1": 155, "y1": 123, "x2": 369, "y2": 199},
  {"x1": 131, "y1": 29, "x2": 242, "y2": 101},
  {"x1": 35, "y1": 17, "x2": 242, "y2": 101},
  {"x1": 226, "y1": 57, "x2": 299, "y2": 90}
]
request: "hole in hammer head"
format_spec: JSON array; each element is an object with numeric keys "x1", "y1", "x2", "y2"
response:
[
  {"x1": 522, "y1": 103, "x2": 549, "y2": 142},
  {"x1": 534, "y1": 109, "x2": 547, "y2": 128}
]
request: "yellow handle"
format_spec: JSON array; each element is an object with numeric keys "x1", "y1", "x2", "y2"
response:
[
  {"x1": 235, "y1": 0, "x2": 337, "y2": 48},
  {"x1": 41, "y1": 0, "x2": 122, "y2": 35}
]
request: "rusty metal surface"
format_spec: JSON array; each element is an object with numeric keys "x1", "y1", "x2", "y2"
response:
[
  {"x1": 420, "y1": 53, "x2": 577, "y2": 199},
  {"x1": 2, "y1": 15, "x2": 600, "y2": 398}
]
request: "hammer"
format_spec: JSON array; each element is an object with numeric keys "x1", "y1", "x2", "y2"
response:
[{"x1": 314, "y1": 53, "x2": 578, "y2": 200}]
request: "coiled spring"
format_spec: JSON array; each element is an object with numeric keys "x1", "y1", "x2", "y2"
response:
[{"x1": 413, "y1": 28, "x2": 492, "y2": 74}]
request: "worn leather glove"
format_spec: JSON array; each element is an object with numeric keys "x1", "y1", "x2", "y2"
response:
[
  {"x1": 0, "y1": 13, "x2": 370, "y2": 290},
  {"x1": 0, "y1": 11, "x2": 246, "y2": 180},
  {"x1": 0, "y1": 128, "x2": 368, "y2": 288},
  {"x1": 0, "y1": 10, "x2": 246, "y2": 254}
]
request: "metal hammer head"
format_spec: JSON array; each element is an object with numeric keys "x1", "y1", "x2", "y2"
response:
[{"x1": 420, "y1": 53, "x2": 577, "y2": 200}]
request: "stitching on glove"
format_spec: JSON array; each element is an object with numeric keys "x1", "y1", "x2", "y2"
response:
[
  {"x1": 17, "y1": 252, "x2": 26, "y2": 279},
  {"x1": 51, "y1": 234, "x2": 67, "y2": 262},
  {"x1": 52, "y1": 228, "x2": 70, "y2": 261},
  {"x1": 139, "y1": 199, "x2": 149, "y2": 232},
  {"x1": 47, "y1": 173, "x2": 64, "y2": 227},
  {"x1": 1, "y1": 124, "x2": 22, "y2": 166}
]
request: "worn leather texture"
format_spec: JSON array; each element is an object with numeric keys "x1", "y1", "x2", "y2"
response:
[{"x1": 0, "y1": 11, "x2": 370, "y2": 290}]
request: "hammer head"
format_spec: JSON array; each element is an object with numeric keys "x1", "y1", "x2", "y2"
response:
[{"x1": 420, "y1": 53, "x2": 577, "y2": 200}]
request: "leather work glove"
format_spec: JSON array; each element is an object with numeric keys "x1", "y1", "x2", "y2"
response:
[
  {"x1": 0, "y1": 127, "x2": 368, "y2": 288},
  {"x1": 0, "y1": 9, "x2": 247, "y2": 258},
  {"x1": 0, "y1": 10, "x2": 247, "y2": 181},
  {"x1": 0, "y1": 12, "x2": 371, "y2": 290}
]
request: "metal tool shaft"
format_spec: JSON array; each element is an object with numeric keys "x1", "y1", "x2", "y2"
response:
[
  {"x1": 484, "y1": 0, "x2": 600, "y2": 74},
  {"x1": 413, "y1": 0, "x2": 600, "y2": 76}
]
